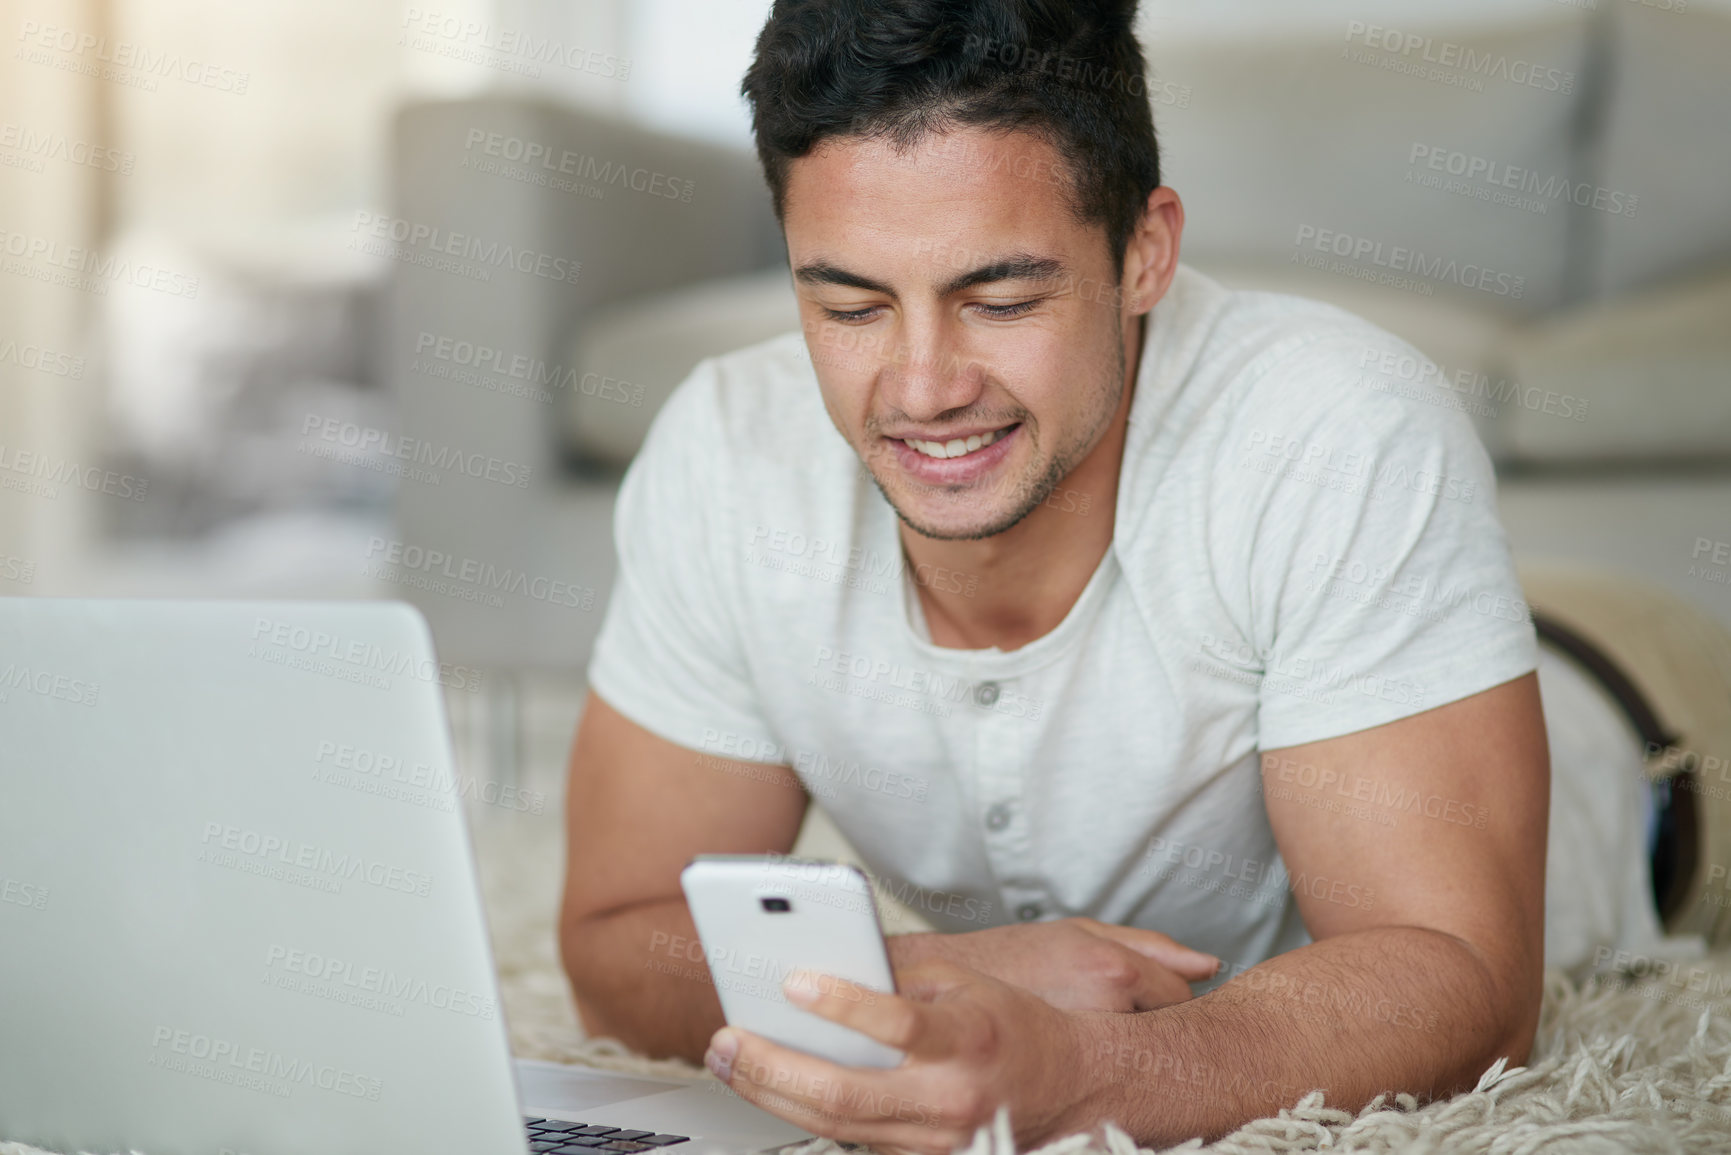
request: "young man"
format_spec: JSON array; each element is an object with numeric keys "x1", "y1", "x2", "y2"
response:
[{"x1": 557, "y1": 1, "x2": 1647, "y2": 1149}]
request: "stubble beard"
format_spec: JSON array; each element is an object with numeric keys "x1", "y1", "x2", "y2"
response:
[{"x1": 869, "y1": 316, "x2": 1127, "y2": 543}]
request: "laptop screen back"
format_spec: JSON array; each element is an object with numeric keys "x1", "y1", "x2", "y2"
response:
[{"x1": 0, "y1": 599, "x2": 524, "y2": 1155}]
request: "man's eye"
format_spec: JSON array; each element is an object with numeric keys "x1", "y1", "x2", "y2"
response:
[
  {"x1": 822, "y1": 306, "x2": 879, "y2": 323},
  {"x1": 977, "y1": 299, "x2": 1040, "y2": 318}
]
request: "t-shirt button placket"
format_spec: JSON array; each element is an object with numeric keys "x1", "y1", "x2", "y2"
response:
[{"x1": 974, "y1": 675, "x2": 1037, "y2": 926}]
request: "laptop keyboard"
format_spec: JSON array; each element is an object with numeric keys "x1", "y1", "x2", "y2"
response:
[{"x1": 524, "y1": 1118, "x2": 691, "y2": 1154}]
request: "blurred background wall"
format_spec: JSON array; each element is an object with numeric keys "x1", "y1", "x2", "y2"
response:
[{"x1": 3, "y1": 0, "x2": 1729, "y2": 796}]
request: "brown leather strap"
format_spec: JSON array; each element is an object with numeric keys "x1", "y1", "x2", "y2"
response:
[
  {"x1": 1532, "y1": 612, "x2": 1679, "y2": 755},
  {"x1": 1532, "y1": 611, "x2": 1695, "y2": 921}
]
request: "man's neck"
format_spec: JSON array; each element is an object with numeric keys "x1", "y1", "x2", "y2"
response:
[{"x1": 899, "y1": 315, "x2": 1145, "y2": 652}]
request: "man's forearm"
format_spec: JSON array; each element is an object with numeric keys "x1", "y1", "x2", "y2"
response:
[
  {"x1": 1071, "y1": 927, "x2": 1537, "y2": 1146},
  {"x1": 562, "y1": 903, "x2": 940, "y2": 1064},
  {"x1": 561, "y1": 897, "x2": 727, "y2": 1063}
]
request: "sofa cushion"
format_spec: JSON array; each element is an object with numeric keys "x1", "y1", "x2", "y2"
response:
[
  {"x1": 1588, "y1": 2, "x2": 1731, "y2": 298},
  {"x1": 1139, "y1": 4, "x2": 1594, "y2": 314},
  {"x1": 563, "y1": 270, "x2": 800, "y2": 465},
  {"x1": 1484, "y1": 263, "x2": 1731, "y2": 463}
]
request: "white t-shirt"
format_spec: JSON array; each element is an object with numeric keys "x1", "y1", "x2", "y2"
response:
[{"x1": 588, "y1": 263, "x2": 1538, "y2": 979}]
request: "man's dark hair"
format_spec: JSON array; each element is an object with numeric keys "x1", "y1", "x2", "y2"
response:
[{"x1": 742, "y1": 0, "x2": 1159, "y2": 276}]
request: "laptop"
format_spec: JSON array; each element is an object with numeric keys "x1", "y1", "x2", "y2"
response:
[{"x1": 0, "y1": 598, "x2": 816, "y2": 1155}]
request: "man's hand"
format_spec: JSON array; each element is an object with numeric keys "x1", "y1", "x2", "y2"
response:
[
  {"x1": 887, "y1": 917, "x2": 1218, "y2": 1012},
  {"x1": 706, "y1": 961, "x2": 1104, "y2": 1155}
]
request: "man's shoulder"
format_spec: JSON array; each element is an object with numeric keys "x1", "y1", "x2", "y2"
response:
[
  {"x1": 1160, "y1": 266, "x2": 1477, "y2": 453},
  {"x1": 1117, "y1": 268, "x2": 1497, "y2": 579},
  {"x1": 1170, "y1": 266, "x2": 1408, "y2": 397}
]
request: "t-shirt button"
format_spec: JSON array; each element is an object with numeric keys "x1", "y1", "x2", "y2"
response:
[
  {"x1": 1016, "y1": 903, "x2": 1043, "y2": 922},
  {"x1": 984, "y1": 803, "x2": 1012, "y2": 831},
  {"x1": 974, "y1": 681, "x2": 1001, "y2": 706}
]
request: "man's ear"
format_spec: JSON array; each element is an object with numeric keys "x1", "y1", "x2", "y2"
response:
[{"x1": 1122, "y1": 186, "x2": 1184, "y2": 316}]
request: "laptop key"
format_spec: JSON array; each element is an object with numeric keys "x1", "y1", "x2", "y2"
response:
[
  {"x1": 601, "y1": 1142, "x2": 653, "y2": 1153},
  {"x1": 640, "y1": 1137, "x2": 690, "y2": 1147},
  {"x1": 556, "y1": 1137, "x2": 611, "y2": 1148},
  {"x1": 608, "y1": 1131, "x2": 654, "y2": 1141},
  {"x1": 572, "y1": 1126, "x2": 620, "y2": 1136},
  {"x1": 536, "y1": 1122, "x2": 589, "y2": 1133},
  {"x1": 530, "y1": 1142, "x2": 566, "y2": 1152}
]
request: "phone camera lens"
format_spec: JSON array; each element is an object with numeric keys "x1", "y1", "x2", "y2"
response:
[{"x1": 760, "y1": 897, "x2": 792, "y2": 913}]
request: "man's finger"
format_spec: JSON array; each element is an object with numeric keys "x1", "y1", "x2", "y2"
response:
[
  {"x1": 1123, "y1": 954, "x2": 1195, "y2": 1010},
  {"x1": 708, "y1": 1025, "x2": 974, "y2": 1151},
  {"x1": 782, "y1": 969, "x2": 948, "y2": 1056},
  {"x1": 1082, "y1": 921, "x2": 1220, "y2": 980}
]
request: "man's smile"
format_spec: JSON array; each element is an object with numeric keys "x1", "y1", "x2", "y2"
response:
[
  {"x1": 884, "y1": 421, "x2": 1022, "y2": 482},
  {"x1": 895, "y1": 421, "x2": 1019, "y2": 460}
]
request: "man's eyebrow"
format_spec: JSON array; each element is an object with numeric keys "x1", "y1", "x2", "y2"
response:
[
  {"x1": 793, "y1": 261, "x2": 895, "y2": 295},
  {"x1": 792, "y1": 253, "x2": 1069, "y2": 299},
  {"x1": 938, "y1": 254, "x2": 1067, "y2": 296}
]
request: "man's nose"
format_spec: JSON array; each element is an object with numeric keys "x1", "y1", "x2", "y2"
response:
[{"x1": 878, "y1": 329, "x2": 982, "y2": 420}]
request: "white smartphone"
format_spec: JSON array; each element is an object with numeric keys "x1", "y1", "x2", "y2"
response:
[{"x1": 680, "y1": 854, "x2": 904, "y2": 1069}]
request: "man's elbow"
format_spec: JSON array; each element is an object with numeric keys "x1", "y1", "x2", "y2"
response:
[
  {"x1": 1461, "y1": 949, "x2": 1544, "y2": 1086},
  {"x1": 1490, "y1": 992, "x2": 1542, "y2": 1068},
  {"x1": 1435, "y1": 927, "x2": 1543, "y2": 1089},
  {"x1": 559, "y1": 905, "x2": 623, "y2": 1036},
  {"x1": 559, "y1": 910, "x2": 634, "y2": 1046},
  {"x1": 559, "y1": 903, "x2": 697, "y2": 1060},
  {"x1": 1423, "y1": 993, "x2": 1539, "y2": 1103}
]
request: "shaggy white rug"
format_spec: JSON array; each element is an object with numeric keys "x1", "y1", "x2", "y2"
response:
[{"x1": 8, "y1": 809, "x2": 1731, "y2": 1154}]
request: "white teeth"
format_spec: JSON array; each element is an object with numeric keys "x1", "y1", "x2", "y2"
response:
[{"x1": 904, "y1": 427, "x2": 1006, "y2": 460}]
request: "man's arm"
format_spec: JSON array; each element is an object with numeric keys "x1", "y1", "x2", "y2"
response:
[
  {"x1": 559, "y1": 691, "x2": 810, "y2": 1061},
  {"x1": 1088, "y1": 670, "x2": 1549, "y2": 1141},
  {"x1": 699, "y1": 673, "x2": 1549, "y2": 1151}
]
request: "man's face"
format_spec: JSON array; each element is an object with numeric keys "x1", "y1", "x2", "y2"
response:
[{"x1": 782, "y1": 127, "x2": 1133, "y2": 541}]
